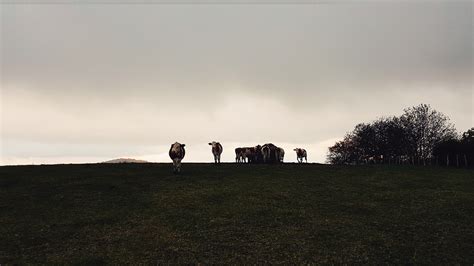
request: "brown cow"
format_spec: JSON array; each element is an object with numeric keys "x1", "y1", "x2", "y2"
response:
[
  {"x1": 278, "y1": 147, "x2": 285, "y2": 163},
  {"x1": 294, "y1": 148, "x2": 307, "y2": 163},
  {"x1": 235, "y1": 147, "x2": 244, "y2": 163},
  {"x1": 209, "y1": 141, "x2": 223, "y2": 164},
  {"x1": 262, "y1": 143, "x2": 280, "y2": 163},
  {"x1": 235, "y1": 145, "x2": 262, "y2": 163}
]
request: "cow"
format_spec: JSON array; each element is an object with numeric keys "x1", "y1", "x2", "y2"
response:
[
  {"x1": 209, "y1": 141, "x2": 223, "y2": 164},
  {"x1": 244, "y1": 146, "x2": 259, "y2": 163},
  {"x1": 235, "y1": 145, "x2": 263, "y2": 163},
  {"x1": 169, "y1": 142, "x2": 185, "y2": 173},
  {"x1": 278, "y1": 147, "x2": 285, "y2": 163},
  {"x1": 235, "y1": 147, "x2": 244, "y2": 163},
  {"x1": 261, "y1": 145, "x2": 270, "y2": 163},
  {"x1": 254, "y1": 145, "x2": 263, "y2": 163},
  {"x1": 242, "y1": 148, "x2": 251, "y2": 163},
  {"x1": 238, "y1": 147, "x2": 254, "y2": 163},
  {"x1": 261, "y1": 143, "x2": 280, "y2": 163},
  {"x1": 294, "y1": 148, "x2": 307, "y2": 163}
]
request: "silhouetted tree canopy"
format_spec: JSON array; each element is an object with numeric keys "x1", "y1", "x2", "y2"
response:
[
  {"x1": 433, "y1": 127, "x2": 474, "y2": 167},
  {"x1": 328, "y1": 104, "x2": 471, "y2": 167}
]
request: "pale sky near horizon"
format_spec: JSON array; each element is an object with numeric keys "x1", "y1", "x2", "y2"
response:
[{"x1": 1, "y1": 1, "x2": 472, "y2": 165}]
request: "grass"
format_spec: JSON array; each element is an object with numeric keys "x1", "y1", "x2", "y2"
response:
[{"x1": 0, "y1": 163, "x2": 473, "y2": 264}]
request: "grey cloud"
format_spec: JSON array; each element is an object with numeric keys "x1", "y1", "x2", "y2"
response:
[{"x1": 1, "y1": 1, "x2": 472, "y2": 164}]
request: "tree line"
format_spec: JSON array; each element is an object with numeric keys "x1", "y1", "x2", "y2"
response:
[{"x1": 327, "y1": 104, "x2": 473, "y2": 167}]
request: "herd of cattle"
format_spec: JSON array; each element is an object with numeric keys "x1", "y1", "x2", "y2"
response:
[{"x1": 169, "y1": 141, "x2": 307, "y2": 173}]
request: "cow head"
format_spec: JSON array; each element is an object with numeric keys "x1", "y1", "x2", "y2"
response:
[
  {"x1": 171, "y1": 142, "x2": 185, "y2": 148},
  {"x1": 208, "y1": 141, "x2": 220, "y2": 147}
]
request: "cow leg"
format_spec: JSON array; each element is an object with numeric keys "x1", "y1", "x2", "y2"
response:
[
  {"x1": 172, "y1": 158, "x2": 182, "y2": 173},
  {"x1": 172, "y1": 159, "x2": 178, "y2": 173},
  {"x1": 218, "y1": 154, "x2": 221, "y2": 163}
]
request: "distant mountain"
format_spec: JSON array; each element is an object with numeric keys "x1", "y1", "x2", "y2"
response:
[{"x1": 101, "y1": 158, "x2": 149, "y2": 164}]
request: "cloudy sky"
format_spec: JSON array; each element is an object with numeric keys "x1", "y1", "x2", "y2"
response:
[{"x1": 1, "y1": 0, "x2": 472, "y2": 165}]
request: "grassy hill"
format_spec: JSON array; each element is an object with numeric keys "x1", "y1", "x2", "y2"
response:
[{"x1": 1, "y1": 163, "x2": 472, "y2": 264}]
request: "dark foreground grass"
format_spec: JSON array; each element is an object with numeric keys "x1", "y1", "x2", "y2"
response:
[{"x1": 0, "y1": 163, "x2": 473, "y2": 264}]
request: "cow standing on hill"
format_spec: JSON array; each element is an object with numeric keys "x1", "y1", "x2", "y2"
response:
[
  {"x1": 254, "y1": 145, "x2": 263, "y2": 163},
  {"x1": 262, "y1": 143, "x2": 281, "y2": 163},
  {"x1": 209, "y1": 141, "x2": 223, "y2": 164},
  {"x1": 278, "y1": 147, "x2": 285, "y2": 163},
  {"x1": 261, "y1": 145, "x2": 270, "y2": 163},
  {"x1": 294, "y1": 148, "x2": 307, "y2": 163},
  {"x1": 235, "y1": 147, "x2": 244, "y2": 163},
  {"x1": 238, "y1": 147, "x2": 254, "y2": 163},
  {"x1": 169, "y1": 142, "x2": 186, "y2": 173},
  {"x1": 235, "y1": 145, "x2": 263, "y2": 163},
  {"x1": 244, "y1": 146, "x2": 260, "y2": 163}
]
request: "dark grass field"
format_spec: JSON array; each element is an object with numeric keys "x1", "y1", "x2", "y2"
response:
[{"x1": 0, "y1": 163, "x2": 473, "y2": 264}]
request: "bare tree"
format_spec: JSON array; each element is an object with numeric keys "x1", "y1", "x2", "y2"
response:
[{"x1": 400, "y1": 104, "x2": 456, "y2": 164}]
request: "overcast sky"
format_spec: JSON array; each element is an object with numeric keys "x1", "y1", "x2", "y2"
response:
[{"x1": 1, "y1": 1, "x2": 472, "y2": 165}]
